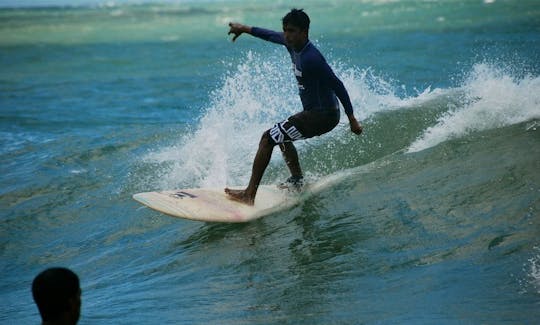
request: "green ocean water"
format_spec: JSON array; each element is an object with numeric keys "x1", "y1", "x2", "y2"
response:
[{"x1": 1, "y1": 0, "x2": 540, "y2": 324}]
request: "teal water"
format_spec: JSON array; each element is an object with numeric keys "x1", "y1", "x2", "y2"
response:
[{"x1": 1, "y1": 0, "x2": 540, "y2": 323}]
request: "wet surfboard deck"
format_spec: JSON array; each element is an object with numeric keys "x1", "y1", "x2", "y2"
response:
[{"x1": 133, "y1": 172, "x2": 347, "y2": 222}]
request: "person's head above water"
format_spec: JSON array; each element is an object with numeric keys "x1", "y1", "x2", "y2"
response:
[
  {"x1": 282, "y1": 8, "x2": 310, "y2": 30},
  {"x1": 32, "y1": 267, "x2": 81, "y2": 325},
  {"x1": 282, "y1": 9, "x2": 311, "y2": 51}
]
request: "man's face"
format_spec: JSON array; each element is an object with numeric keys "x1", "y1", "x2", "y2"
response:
[{"x1": 283, "y1": 23, "x2": 308, "y2": 51}]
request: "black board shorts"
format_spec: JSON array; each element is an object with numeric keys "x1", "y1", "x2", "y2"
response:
[{"x1": 269, "y1": 108, "x2": 340, "y2": 144}]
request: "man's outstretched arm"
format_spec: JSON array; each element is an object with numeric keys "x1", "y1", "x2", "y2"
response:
[
  {"x1": 228, "y1": 23, "x2": 286, "y2": 45},
  {"x1": 228, "y1": 23, "x2": 252, "y2": 42}
]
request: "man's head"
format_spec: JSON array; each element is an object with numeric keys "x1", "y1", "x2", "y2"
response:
[
  {"x1": 282, "y1": 9, "x2": 310, "y2": 51},
  {"x1": 282, "y1": 8, "x2": 310, "y2": 30},
  {"x1": 32, "y1": 267, "x2": 81, "y2": 324}
]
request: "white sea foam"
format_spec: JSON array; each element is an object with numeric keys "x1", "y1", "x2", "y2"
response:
[
  {"x1": 520, "y1": 246, "x2": 540, "y2": 294},
  {"x1": 530, "y1": 255, "x2": 540, "y2": 294},
  {"x1": 143, "y1": 51, "x2": 398, "y2": 189},
  {"x1": 407, "y1": 63, "x2": 540, "y2": 153},
  {"x1": 142, "y1": 55, "x2": 540, "y2": 188},
  {"x1": 144, "y1": 52, "x2": 295, "y2": 189}
]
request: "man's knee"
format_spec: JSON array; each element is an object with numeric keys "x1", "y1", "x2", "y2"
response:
[
  {"x1": 260, "y1": 130, "x2": 277, "y2": 148},
  {"x1": 278, "y1": 141, "x2": 293, "y2": 153}
]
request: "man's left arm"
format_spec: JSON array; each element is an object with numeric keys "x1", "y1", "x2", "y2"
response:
[{"x1": 321, "y1": 63, "x2": 363, "y2": 135}]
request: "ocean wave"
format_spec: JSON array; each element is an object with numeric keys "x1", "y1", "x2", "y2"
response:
[
  {"x1": 141, "y1": 50, "x2": 540, "y2": 191},
  {"x1": 142, "y1": 51, "x2": 406, "y2": 189},
  {"x1": 407, "y1": 62, "x2": 540, "y2": 153}
]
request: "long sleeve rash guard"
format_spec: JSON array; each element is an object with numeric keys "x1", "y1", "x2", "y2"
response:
[{"x1": 251, "y1": 27, "x2": 354, "y2": 116}]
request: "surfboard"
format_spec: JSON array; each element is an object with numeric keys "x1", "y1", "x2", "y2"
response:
[{"x1": 133, "y1": 172, "x2": 347, "y2": 223}]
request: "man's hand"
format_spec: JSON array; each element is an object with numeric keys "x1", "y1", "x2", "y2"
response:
[
  {"x1": 228, "y1": 23, "x2": 251, "y2": 42},
  {"x1": 347, "y1": 114, "x2": 363, "y2": 135}
]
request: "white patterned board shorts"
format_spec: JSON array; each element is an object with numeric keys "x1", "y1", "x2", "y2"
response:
[{"x1": 268, "y1": 109, "x2": 340, "y2": 145}]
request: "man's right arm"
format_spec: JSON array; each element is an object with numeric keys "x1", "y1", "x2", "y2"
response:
[
  {"x1": 228, "y1": 23, "x2": 252, "y2": 42},
  {"x1": 228, "y1": 23, "x2": 286, "y2": 45}
]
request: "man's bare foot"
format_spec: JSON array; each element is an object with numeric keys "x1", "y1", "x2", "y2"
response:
[{"x1": 224, "y1": 188, "x2": 255, "y2": 206}]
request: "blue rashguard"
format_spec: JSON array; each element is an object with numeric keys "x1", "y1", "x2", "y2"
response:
[{"x1": 251, "y1": 27, "x2": 354, "y2": 116}]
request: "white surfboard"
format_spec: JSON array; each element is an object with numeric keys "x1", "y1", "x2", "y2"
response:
[{"x1": 133, "y1": 172, "x2": 348, "y2": 223}]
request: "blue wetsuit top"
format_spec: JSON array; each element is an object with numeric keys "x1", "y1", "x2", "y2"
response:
[{"x1": 251, "y1": 27, "x2": 354, "y2": 116}]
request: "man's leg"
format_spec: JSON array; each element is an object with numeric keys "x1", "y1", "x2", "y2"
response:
[
  {"x1": 279, "y1": 142, "x2": 302, "y2": 178},
  {"x1": 225, "y1": 131, "x2": 275, "y2": 205}
]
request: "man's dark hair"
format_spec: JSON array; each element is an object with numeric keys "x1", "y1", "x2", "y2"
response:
[
  {"x1": 282, "y1": 8, "x2": 310, "y2": 30},
  {"x1": 32, "y1": 267, "x2": 80, "y2": 322}
]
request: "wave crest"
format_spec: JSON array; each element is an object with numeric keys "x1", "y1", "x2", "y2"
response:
[{"x1": 408, "y1": 63, "x2": 540, "y2": 153}]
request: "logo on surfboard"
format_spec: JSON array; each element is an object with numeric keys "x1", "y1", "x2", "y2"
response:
[{"x1": 170, "y1": 191, "x2": 197, "y2": 199}]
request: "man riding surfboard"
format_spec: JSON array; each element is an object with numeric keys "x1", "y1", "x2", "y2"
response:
[{"x1": 225, "y1": 9, "x2": 363, "y2": 205}]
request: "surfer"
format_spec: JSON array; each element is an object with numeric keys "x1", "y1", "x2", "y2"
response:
[{"x1": 225, "y1": 8, "x2": 363, "y2": 205}]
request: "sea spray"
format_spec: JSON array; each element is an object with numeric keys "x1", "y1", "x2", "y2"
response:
[
  {"x1": 140, "y1": 55, "x2": 540, "y2": 189},
  {"x1": 143, "y1": 51, "x2": 296, "y2": 189},
  {"x1": 530, "y1": 248, "x2": 540, "y2": 294},
  {"x1": 408, "y1": 62, "x2": 540, "y2": 153},
  {"x1": 141, "y1": 51, "x2": 406, "y2": 189},
  {"x1": 518, "y1": 246, "x2": 540, "y2": 295}
]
